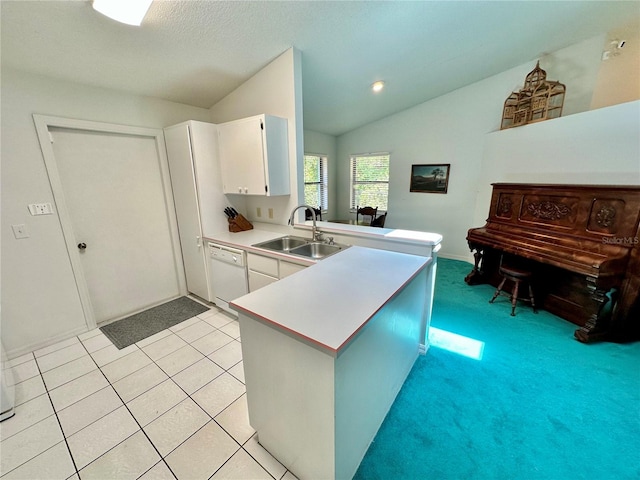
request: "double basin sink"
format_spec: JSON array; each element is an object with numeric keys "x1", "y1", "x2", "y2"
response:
[{"x1": 253, "y1": 235, "x2": 348, "y2": 260}]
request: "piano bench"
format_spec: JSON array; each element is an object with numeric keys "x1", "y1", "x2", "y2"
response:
[{"x1": 489, "y1": 265, "x2": 538, "y2": 316}]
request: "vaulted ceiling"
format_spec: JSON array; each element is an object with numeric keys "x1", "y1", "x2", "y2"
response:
[{"x1": 2, "y1": 1, "x2": 637, "y2": 136}]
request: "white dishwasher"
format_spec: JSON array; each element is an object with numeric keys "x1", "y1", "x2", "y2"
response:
[{"x1": 208, "y1": 243, "x2": 248, "y2": 316}]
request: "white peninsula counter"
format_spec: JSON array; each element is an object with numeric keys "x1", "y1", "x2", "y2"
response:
[{"x1": 230, "y1": 246, "x2": 432, "y2": 480}]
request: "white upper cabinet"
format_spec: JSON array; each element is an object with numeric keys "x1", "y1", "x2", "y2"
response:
[{"x1": 218, "y1": 114, "x2": 290, "y2": 196}]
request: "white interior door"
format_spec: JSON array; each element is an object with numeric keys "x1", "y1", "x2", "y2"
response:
[{"x1": 45, "y1": 123, "x2": 183, "y2": 325}]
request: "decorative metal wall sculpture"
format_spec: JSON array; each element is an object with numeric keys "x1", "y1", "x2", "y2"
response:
[{"x1": 501, "y1": 61, "x2": 566, "y2": 129}]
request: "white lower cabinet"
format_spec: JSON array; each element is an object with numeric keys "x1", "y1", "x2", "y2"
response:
[
  {"x1": 279, "y1": 261, "x2": 306, "y2": 278},
  {"x1": 248, "y1": 270, "x2": 278, "y2": 292},
  {"x1": 247, "y1": 252, "x2": 307, "y2": 292}
]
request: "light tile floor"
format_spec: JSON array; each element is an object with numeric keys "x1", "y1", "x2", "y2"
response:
[{"x1": 0, "y1": 305, "x2": 299, "y2": 480}]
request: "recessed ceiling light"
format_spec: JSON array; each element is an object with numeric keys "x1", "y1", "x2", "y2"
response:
[
  {"x1": 371, "y1": 81, "x2": 385, "y2": 93},
  {"x1": 92, "y1": 0, "x2": 153, "y2": 26}
]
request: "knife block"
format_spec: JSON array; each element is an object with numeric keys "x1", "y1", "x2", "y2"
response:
[{"x1": 228, "y1": 213, "x2": 254, "y2": 232}]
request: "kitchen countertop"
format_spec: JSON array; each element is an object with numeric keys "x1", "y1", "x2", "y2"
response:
[
  {"x1": 309, "y1": 220, "x2": 443, "y2": 246},
  {"x1": 204, "y1": 228, "x2": 285, "y2": 249},
  {"x1": 230, "y1": 246, "x2": 430, "y2": 356},
  {"x1": 204, "y1": 220, "x2": 443, "y2": 263}
]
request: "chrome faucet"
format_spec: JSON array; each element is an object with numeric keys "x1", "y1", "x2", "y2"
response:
[{"x1": 289, "y1": 205, "x2": 322, "y2": 241}]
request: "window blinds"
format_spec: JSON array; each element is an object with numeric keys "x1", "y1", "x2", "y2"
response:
[
  {"x1": 350, "y1": 154, "x2": 389, "y2": 210},
  {"x1": 303, "y1": 155, "x2": 328, "y2": 210}
]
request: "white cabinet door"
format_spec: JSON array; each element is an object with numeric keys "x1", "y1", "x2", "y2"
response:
[
  {"x1": 247, "y1": 253, "x2": 307, "y2": 291},
  {"x1": 247, "y1": 252, "x2": 279, "y2": 277},
  {"x1": 188, "y1": 122, "x2": 229, "y2": 237},
  {"x1": 165, "y1": 122, "x2": 215, "y2": 301},
  {"x1": 280, "y1": 261, "x2": 306, "y2": 278},
  {"x1": 248, "y1": 270, "x2": 278, "y2": 292},
  {"x1": 218, "y1": 116, "x2": 265, "y2": 195},
  {"x1": 218, "y1": 114, "x2": 289, "y2": 196}
]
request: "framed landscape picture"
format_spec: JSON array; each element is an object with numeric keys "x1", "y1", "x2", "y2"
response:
[{"x1": 410, "y1": 164, "x2": 451, "y2": 194}]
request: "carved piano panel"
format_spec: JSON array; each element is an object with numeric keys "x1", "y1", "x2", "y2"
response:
[
  {"x1": 520, "y1": 194, "x2": 580, "y2": 226},
  {"x1": 466, "y1": 183, "x2": 640, "y2": 343}
]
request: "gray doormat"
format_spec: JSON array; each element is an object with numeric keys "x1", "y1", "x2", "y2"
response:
[{"x1": 100, "y1": 296, "x2": 209, "y2": 349}]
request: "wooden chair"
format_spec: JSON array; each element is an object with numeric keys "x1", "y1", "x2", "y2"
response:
[
  {"x1": 356, "y1": 206, "x2": 378, "y2": 225},
  {"x1": 489, "y1": 256, "x2": 537, "y2": 316},
  {"x1": 305, "y1": 207, "x2": 322, "y2": 221},
  {"x1": 370, "y1": 212, "x2": 387, "y2": 228}
]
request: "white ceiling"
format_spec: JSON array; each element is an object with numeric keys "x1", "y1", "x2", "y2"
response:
[{"x1": 1, "y1": 1, "x2": 638, "y2": 136}]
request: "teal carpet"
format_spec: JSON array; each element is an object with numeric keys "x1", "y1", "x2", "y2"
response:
[{"x1": 354, "y1": 258, "x2": 640, "y2": 480}]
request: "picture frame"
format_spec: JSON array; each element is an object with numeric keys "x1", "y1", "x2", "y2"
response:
[{"x1": 410, "y1": 164, "x2": 450, "y2": 194}]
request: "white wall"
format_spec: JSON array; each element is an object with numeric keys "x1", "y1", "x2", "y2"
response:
[
  {"x1": 335, "y1": 35, "x2": 639, "y2": 261},
  {"x1": 591, "y1": 18, "x2": 640, "y2": 109},
  {"x1": 0, "y1": 68, "x2": 211, "y2": 356},
  {"x1": 1, "y1": 48, "x2": 302, "y2": 356},
  {"x1": 475, "y1": 101, "x2": 640, "y2": 228},
  {"x1": 209, "y1": 48, "x2": 304, "y2": 227},
  {"x1": 336, "y1": 62, "x2": 527, "y2": 261},
  {"x1": 3, "y1": 32, "x2": 637, "y2": 355},
  {"x1": 303, "y1": 130, "x2": 338, "y2": 220}
]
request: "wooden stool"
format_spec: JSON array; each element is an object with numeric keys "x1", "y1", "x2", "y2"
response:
[{"x1": 489, "y1": 264, "x2": 537, "y2": 316}]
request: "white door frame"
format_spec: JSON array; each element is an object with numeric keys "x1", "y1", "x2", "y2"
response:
[{"x1": 33, "y1": 114, "x2": 187, "y2": 330}]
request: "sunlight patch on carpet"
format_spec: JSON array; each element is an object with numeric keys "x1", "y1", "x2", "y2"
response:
[{"x1": 428, "y1": 327, "x2": 485, "y2": 360}]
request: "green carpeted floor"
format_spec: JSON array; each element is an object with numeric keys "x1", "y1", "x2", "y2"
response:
[{"x1": 354, "y1": 258, "x2": 640, "y2": 480}]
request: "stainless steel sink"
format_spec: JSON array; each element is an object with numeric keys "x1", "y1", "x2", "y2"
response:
[
  {"x1": 289, "y1": 242, "x2": 344, "y2": 259},
  {"x1": 253, "y1": 236, "x2": 309, "y2": 252},
  {"x1": 253, "y1": 236, "x2": 348, "y2": 260}
]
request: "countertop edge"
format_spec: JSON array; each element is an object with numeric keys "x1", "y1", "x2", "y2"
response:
[{"x1": 230, "y1": 247, "x2": 431, "y2": 356}]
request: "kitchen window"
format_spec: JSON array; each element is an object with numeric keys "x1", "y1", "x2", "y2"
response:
[
  {"x1": 350, "y1": 153, "x2": 389, "y2": 211},
  {"x1": 303, "y1": 154, "x2": 328, "y2": 211}
]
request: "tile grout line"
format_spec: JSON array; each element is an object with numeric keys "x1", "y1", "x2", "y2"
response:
[
  {"x1": 2, "y1": 350, "x2": 83, "y2": 473},
  {"x1": 25, "y1": 344, "x2": 81, "y2": 479},
  {"x1": 96, "y1": 322, "x2": 286, "y2": 480},
  {"x1": 209, "y1": 416, "x2": 279, "y2": 480},
  {"x1": 13, "y1": 338, "x2": 159, "y2": 478},
  {"x1": 76, "y1": 336, "x2": 180, "y2": 479},
  {"x1": 102, "y1": 322, "x2": 247, "y2": 477},
  {"x1": 31, "y1": 340, "x2": 88, "y2": 374},
  {"x1": 130, "y1": 321, "x2": 271, "y2": 479},
  {"x1": 188, "y1": 338, "x2": 283, "y2": 479},
  {"x1": 32, "y1": 337, "x2": 82, "y2": 361},
  {"x1": 3, "y1": 309, "x2": 274, "y2": 480}
]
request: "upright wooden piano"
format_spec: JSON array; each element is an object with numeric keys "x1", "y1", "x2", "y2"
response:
[{"x1": 466, "y1": 183, "x2": 640, "y2": 343}]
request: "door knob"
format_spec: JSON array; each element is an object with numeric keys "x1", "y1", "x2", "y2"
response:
[{"x1": 78, "y1": 242, "x2": 87, "y2": 250}]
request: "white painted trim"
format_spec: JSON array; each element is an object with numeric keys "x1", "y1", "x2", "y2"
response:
[
  {"x1": 32, "y1": 114, "x2": 187, "y2": 332},
  {"x1": 6, "y1": 325, "x2": 89, "y2": 360}
]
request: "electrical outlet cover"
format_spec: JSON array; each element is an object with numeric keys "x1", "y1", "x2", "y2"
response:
[
  {"x1": 28, "y1": 203, "x2": 53, "y2": 215},
  {"x1": 12, "y1": 224, "x2": 29, "y2": 239}
]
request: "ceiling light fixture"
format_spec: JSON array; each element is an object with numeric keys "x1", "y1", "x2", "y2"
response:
[
  {"x1": 92, "y1": 0, "x2": 153, "y2": 26},
  {"x1": 371, "y1": 81, "x2": 385, "y2": 93}
]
